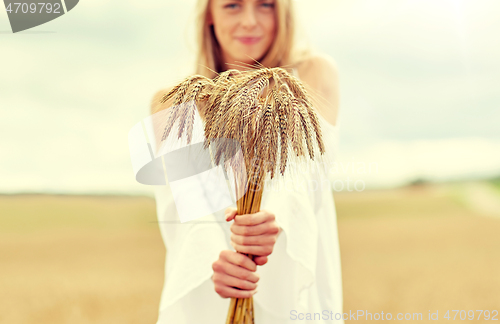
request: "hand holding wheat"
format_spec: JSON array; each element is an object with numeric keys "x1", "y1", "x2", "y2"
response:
[
  {"x1": 226, "y1": 208, "x2": 280, "y2": 265},
  {"x1": 211, "y1": 250, "x2": 259, "y2": 299}
]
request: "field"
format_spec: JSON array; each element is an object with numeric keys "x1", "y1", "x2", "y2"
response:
[{"x1": 1, "y1": 181, "x2": 500, "y2": 323}]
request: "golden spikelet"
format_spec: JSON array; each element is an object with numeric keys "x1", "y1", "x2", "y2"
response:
[
  {"x1": 276, "y1": 86, "x2": 290, "y2": 175},
  {"x1": 175, "y1": 101, "x2": 190, "y2": 139},
  {"x1": 295, "y1": 99, "x2": 315, "y2": 159},
  {"x1": 172, "y1": 78, "x2": 193, "y2": 106},
  {"x1": 184, "y1": 101, "x2": 197, "y2": 144},
  {"x1": 161, "y1": 103, "x2": 181, "y2": 141},
  {"x1": 284, "y1": 74, "x2": 308, "y2": 101},
  {"x1": 304, "y1": 99, "x2": 325, "y2": 154},
  {"x1": 159, "y1": 83, "x2": 182, "y2": 104},
  {"x1": 258, "y1": 102, "x2": 274, "y2": 175},
  {"x1": 246, "y1": 76, "x2": 269, "y2": 110},
  {"x1": 268, "y1": 106, "x2": 278, "y2": 179},
  {"x1": 180, "y1": 82, "x2": 203, "y2": 141}
]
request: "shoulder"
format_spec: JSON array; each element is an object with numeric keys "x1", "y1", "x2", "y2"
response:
[
  {"x1": 150, "y1": 86, "x2": 175, "y2": 115},
  {"x1": 295, "y1": 52, "x2": 340, "y2": 126},
  {"x1": 296, "y1": 52, "x2": 339, "y2": 78}
]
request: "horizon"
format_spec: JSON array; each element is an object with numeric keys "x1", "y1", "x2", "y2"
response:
[{"x1": 1, "y1": 0, "x2": 500, "y2": 195}]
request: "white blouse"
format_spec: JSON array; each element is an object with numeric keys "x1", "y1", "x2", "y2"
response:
[{"x1": 152, "y1": 73, "x2": 344, "y2": 324}]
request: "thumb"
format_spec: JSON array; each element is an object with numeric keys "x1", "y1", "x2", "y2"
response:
[
  {"x1": 225, "y1": 207, "x2": 237, "y2": 221},
  {"x1": 253, "y1": 256, "x2": 268, "y2": 266}
]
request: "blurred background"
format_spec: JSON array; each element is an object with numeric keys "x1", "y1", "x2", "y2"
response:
[{"x1": 1, "y1": 0, "x2": 499, "y2": 323}]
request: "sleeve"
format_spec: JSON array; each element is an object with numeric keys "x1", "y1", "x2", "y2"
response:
[
  {"x1": 153, "y1": 183, "x2": 231, "y2": 312},
  {"x1": 251, "y1": 169, "x2": 320, "y2": 318},
  {"x1": 148, "y1": 90, "x2": 232, "y2": 317}
]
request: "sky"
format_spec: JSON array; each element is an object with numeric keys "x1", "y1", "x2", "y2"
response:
[{"x1": 1, "y1": 0, "x2": 500, "y2": 195}]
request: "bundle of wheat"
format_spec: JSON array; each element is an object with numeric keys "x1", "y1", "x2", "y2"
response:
[{"x1": 157, "y1": 66, "x2": 324, "y2": 324}]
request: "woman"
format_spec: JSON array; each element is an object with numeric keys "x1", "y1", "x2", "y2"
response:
[{"x1": 150, "y1": 0, "x2": 343, "y2": 323}]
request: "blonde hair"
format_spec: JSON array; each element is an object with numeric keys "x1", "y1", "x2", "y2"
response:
[{"x1": 194, "y1": 0, "x2": 311, "y2": 79}]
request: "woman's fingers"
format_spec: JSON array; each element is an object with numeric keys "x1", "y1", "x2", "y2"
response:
[
  {"x1": 231, "y1": 241, "x2": 274, "y2": 256},
  {"x1": 231, "y1": 233, "x2": 277, "y2": 246},
  {"x1": 253, "y1": 256, "x2": 268, "y2": 266},
  {"x1": 214, "y1": 285, "x2": 257, "y2": 299},
  {"x1": 212, "y1": 250, "x2": 259, "y2": 299},
  {"x1": 230, "y1": 231, "x2": 278, "y2": 256},
  {"x1": 230, "y1": 221, "x2": 279, "y2": 236},
  {"x1": 225, "y1": 207, "x2": 238, "y2": 221},
  {"x1": 212, "y1": 271, "x2": 257, "y2": 291},
  {"x1": 230, "y1": 222, "x2": 267, "y2": 236},
  {"x1": 220, "y1": 250, "x2": 256, "y2": 271},
  {"x1": 226, "y1": 209, "x2": 276, "y2": 225},
  {"x1": 225, "y1": 210, "x2": 281, "y2": 262},
  {"x1": 222, "y1": 262, "x2": 260, "y2": 283},
  {"x1": 233, "y1": 209, "x2": 275, "y2": 226}
]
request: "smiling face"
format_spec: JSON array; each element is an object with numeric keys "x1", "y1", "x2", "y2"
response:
[{"x1": 208, "y1": 0, "x2": 277, "y2": 69}]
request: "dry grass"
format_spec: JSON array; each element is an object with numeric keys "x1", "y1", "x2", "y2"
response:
[
  {"x1": 1, "y1": 182, "x2": 500, "y2": 323},
  {"x1": 0, "y1": 195, "x2": 164, "y2": 324},
  {"x1": 336, "y1": 183, "x2": 500, "y2": 323}
]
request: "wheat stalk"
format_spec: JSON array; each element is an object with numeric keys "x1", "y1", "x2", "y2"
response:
[{"x1": 155, "y1": 66, "x2": 325, "y2": 324}]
